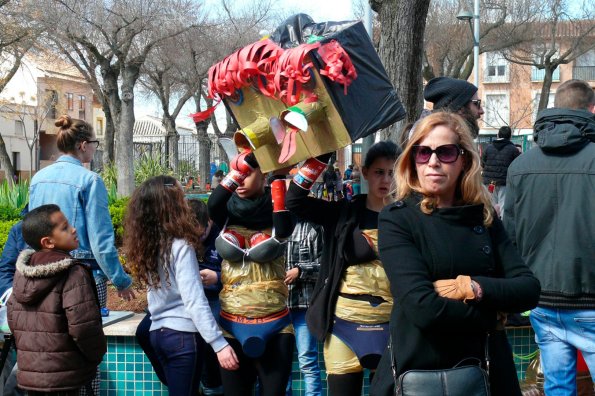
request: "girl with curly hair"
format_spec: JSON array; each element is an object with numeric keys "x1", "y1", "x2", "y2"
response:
[{"x1": 123, "y1": 175, "x2": 238, "y2": 395}]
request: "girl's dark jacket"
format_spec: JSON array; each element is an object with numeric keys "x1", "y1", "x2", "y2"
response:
[
  {"x1": 286, "y1": 183, "x2": 368, "y2": 340},
  {"x1": 7, "y1": 249, "x2": 106, "y2": 392},
  {"x1": 371, "y1": 195, "x2": 540, "y2": 396}
]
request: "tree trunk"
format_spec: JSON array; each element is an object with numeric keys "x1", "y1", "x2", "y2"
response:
[
  {"x1": 0, "y1": 134, "x2": 16, "y2": 184},
  {"x1": 163, "y1": 116, "x2": 178, "y2": 173},
  {"x1": 102, "y1": 67, "x2": 121, "y2": 167},
  {"x1": 102, "y1": 101, "x2": 116, "y2": 165},
  {"x1": 116, "y1": 68, "x2": 138, "y2": 197},
  {"x1": 375, "y1": 0, "x2": 431, "y2": 142},
  {"x1": 195, "y1": 120, "x2": 211, "y2": 191},
  {"x1": 538, "y1": 67, "x2": 555, "y2": 112}
]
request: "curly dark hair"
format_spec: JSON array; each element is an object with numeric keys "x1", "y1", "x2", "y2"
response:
[{"x1": 123, "y1": 175, "x2": 204, "y2": 288}]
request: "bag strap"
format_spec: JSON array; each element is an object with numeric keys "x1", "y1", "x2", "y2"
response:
[
  {"x1": 389, "y1": 335, "x2": 398, "y2": 386},
  {"x1": 485, "y1": 332, "x2": 491, "y2": 376}
]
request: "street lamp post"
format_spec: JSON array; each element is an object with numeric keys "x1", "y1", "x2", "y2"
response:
[{"x1": 457, "y1": 0, "x2": 480, "y2": 87}]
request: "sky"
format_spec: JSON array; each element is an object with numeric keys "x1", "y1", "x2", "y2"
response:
[{"x1": 134, "y1": 0, "x2": 361, "y2": 123}]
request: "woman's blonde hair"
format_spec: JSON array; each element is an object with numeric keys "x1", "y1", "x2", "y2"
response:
[{"x1": 395, "y1": 111, "x2": 493, "y2": 226}]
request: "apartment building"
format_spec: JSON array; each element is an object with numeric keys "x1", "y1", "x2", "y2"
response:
[{"x1": 0, "y1": 51, "x2": 94, "y2": 179}]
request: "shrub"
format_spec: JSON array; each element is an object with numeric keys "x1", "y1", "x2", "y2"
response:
[
  {"x1": 0, "y1": 205, "x2": 23, "y2": 221},
  {"x1": 0, "y1": 180, "x2": 29, "y2": 210},
  {"x1": 0, "y1": 220, "x2": 19, "y2": 256},
  {"x1": 109, "y1": 197, "x2": 129, "y2": 247}
]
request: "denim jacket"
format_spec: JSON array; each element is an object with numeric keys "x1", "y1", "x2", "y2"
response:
[{"x1": 29, "y1": 155, "x2": 132, "y2": 290}]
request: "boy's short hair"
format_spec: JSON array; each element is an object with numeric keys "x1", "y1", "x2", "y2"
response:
[
  {"x1": 554, "y1": 79, "x2": 594, "y2": 110},
  {"x1": 22, "y1": 204, "x2": 61, "y2": 250}
]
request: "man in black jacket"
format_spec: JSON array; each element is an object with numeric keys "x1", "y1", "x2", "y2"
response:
[
  {"x1": 481, "y1": 126, "x2": 520, "y2": 216},
  {"x1": 503, "y1": 79, "x2": 595, "y2": 394}
]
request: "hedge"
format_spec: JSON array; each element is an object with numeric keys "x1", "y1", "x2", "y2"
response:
[{"x1": 0, "y1": 199, "x2": 130, "y2": 256}]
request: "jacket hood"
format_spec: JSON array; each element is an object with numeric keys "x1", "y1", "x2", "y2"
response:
[
  {"x1": 492, "y1": 139, "x2": 514, "y2": 150},
  {"x1": 13, "y1": 249, "x2": 77, "y2": 305},
  {"x1": 534, "y1": 108, "x2": 595, "y2": 154}
]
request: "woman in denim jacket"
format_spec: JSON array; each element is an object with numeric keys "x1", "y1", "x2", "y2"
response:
[{"x1": 29, "y1": 115, "x2": 135, "y2": 305}]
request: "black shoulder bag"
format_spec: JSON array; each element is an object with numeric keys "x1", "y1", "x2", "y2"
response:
[{"x1": 389, "y1": 334, "x2": 491, "y2": 396}]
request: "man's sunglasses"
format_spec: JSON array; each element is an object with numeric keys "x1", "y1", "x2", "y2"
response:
[
  {"x1": 412, "y1": 144, "x2": 465, "y2": 164},
  {"x1": 470, "y1": 99, "x2": 482, "y2": 108}
]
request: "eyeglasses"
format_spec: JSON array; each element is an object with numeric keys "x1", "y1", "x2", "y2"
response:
[
  {"x1": 412, "y1": 144, "x2": 465, "y2": 164},
  {"x1": 85, "y1": 140, "x2": 100, "y2": 149},
  {"x1": 470, "y1": 99, "x2": 482, "y2": 108}
]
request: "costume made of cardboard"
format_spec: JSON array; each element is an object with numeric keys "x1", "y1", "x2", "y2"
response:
[{"x1": 207, "y1": 182, "x2": 296, "y2": 395}]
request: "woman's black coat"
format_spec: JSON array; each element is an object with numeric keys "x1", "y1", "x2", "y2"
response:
[{"x1": 371, "y1": 195, "x2": 540, "y2": 396}]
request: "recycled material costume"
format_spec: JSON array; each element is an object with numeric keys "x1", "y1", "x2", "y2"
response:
[
  {"x1": 207, "y1": 152, "x2": 295, "y2": 396},
  {"x1": 286, "y1": 154, "x2": 393, "y2": 396}
]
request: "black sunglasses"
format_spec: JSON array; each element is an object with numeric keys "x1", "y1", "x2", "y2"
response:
[
  {"x1": 412, "y1": 144, "x2": 465, "y2": 164},
  {"x1": 85, "y1": 140, "x2": 100, "y2": 148},
  {"x1": 470, "y1": 99, "x2": 482, "y2": 108}
]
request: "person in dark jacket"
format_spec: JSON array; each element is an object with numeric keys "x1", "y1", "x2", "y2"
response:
[
  {"x1": 424, "y1": 76, "x2": 484, "y2": 137},
  {"x1": 372, "y1": 112, "x2": 540, "y2": 396},
  {"x1": 481, "y1": 125, "x2": 520, "y2": 215},
  {"x1": 503, "y1": 79, "x2": 595, "y2": 394},
  {"x1": 322, "y1": 164, "x2": 338, "y2": 201},
  {"x1": 284, "y1": 219, "x2": 324, "y2": 396},
  {"x1": 7, "y1": 204, "x2": 106, "y2": 395},
  {"x1": 286, "y1": 141, "x2": 399, "y2": 396}
]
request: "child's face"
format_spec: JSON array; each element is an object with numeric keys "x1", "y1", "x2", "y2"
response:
[
  {"x1": 236, "y1": 168, "x2": 266, "y2": 199},
  {"x1": 47, "y1": 211, "x2": 79, "y2": 251}
]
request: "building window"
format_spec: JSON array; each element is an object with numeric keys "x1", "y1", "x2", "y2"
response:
[
  {"x1": 533, "y1": 91, "x2": 556, "y2": 122},
  {"x1": 67, "y1": 93, "x2": 74, "y2": 111},
  {"x1": 531, "y1": 67, "x2": 560, "y2": 82},
  {"x1": 484, "y1": 52, "x2": 508, "y2": 83},
  {"x1": 96, "y1": 118, "x2": 104, "y2": 136},
  {"x1": 79, "y1": 95, "x2": 86, "y2": 120},
  {"x1": 14, "y1": 120, "x2": 24, "y2": 136},
  {"x1": 484, "y1": 93, "x2": 509, "y2": 128},
  {"x1": 12, "y1": 152, "x2": 20, "y2": 171},
  {"x1": 573, "y1": 49, "x2": 595, "y2": 81}
]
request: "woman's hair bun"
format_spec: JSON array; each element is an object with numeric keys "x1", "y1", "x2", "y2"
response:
[{"x1": 55, "y1": 115, "x2": 72, "y2": 129}]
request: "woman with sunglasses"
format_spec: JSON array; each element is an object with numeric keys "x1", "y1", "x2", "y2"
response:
[
  {"x1": 286, "y1": 141, "x2": 399, "y2": 396},
  {"x1": 371, "y1": 112, "x2": 540, "y2": 396}
]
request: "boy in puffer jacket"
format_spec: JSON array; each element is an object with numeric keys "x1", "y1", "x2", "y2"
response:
[{"x1": 7, "y1": 204, "x2": 106, "y2": 395}]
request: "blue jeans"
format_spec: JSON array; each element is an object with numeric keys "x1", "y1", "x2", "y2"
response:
[
  {"x1": 530, "y1": 307, "x2": 595, "y2": 396},
  {"x1": 150, "y1": 328, "x2": 205, "y2": 396},
  {"x1": 288, "y1": 309, "x2": 322, "y2": 396}
]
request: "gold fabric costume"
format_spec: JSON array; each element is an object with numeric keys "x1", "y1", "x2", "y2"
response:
[
  {"x1": 219, "y1": 226, "x2": 289, "y2": 318},
  {"x1": 334, "y1": 230, "x2": 393, "y2": 323}
]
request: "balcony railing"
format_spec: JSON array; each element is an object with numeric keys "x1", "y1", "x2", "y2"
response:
[
  {"x1": 573, "y1": 66, "x2": 595, "y2": 81},
  {"x1": 531, "y1": 67, "x2": 560, "y2": 82}
]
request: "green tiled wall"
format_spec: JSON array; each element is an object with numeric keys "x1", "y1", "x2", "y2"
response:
[
  {"x1": 100, "y1": 336, "x2": 168, "y2": 395},
  {"x1": 99, "y1": 327, "x2": 536, "y2": 395},
  {"x1": 507, "y1": 326, "x2": 539, "y2": 380}
]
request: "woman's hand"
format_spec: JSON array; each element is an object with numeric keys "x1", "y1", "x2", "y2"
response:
[
  {"x1": 217, "y1": 345, "x2": 240, "y2": 370},
  {"x1": 200, "y1": 269, "x2": 218, "y2": 287},
  {"x1": 117, "y1": 286, "x2": 136, "y2": 301},
  {"x1": 284, "y1": 267, "x2": 300, "y2": 285},
  {"x1": 433, "y1": 275, "x2": 475, "y2": 302}
]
